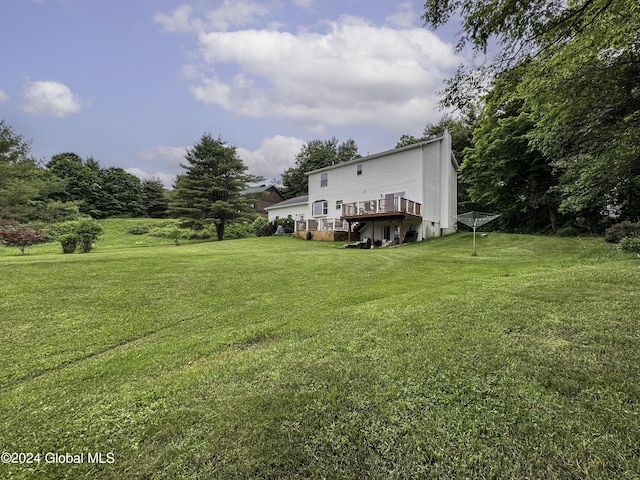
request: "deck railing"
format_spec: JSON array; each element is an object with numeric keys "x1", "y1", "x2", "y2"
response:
[
  {"x1": 342, "y1": 197, "x2": 421, "y2": 217},
  {"x1": 295, "y1": 218, "x2": 349, "y2": 232}
]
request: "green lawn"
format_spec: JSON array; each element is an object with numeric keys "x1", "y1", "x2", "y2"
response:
[{"x1": 1, "y1": 221, "x2": 638, "y2": 479}]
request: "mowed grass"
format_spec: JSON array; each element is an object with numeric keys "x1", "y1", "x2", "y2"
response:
[{"x1": 1, "y1": 220, "x2": 638, "y2": 479}]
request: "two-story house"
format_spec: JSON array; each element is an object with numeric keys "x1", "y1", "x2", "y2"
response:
[{"x1": 266, "y1": 131, "x2": 457, "y2": 244}]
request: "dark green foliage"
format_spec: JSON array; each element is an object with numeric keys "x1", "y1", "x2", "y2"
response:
[
  {"x1": 47, "y1": 154, "x2": 147, "y2": 219},
  {"x1": 274, "y1": 217, "x2": 294, "y2": 233},
  {"x1": 281, "y1": 138, "x2": 360, "y2": 199},
  {"x1": 96, "y1": 167, "x2": 144, "y2": 218},
  {"x1": 252, "y1": 217, "x2": 272, "y2": 237},
  {"x1": 75, "y1": 219, "x2": 103, "y2": 253},
  {"x1": 604, "y1": 221, "x2": 640, "y2": 243},
  {"x1": 47, "y1": 153, "x2": 103, "y2": 217},
  {"x1": 169, "y1": 134, "x2": 261, "y2": 241},
  {"x1": 223, "y1": 222, "x2": 255, "y2": 240},
  {"x1": 423, "y1": 0, "x2": 640, "y2": 233},
  {"x1": 142, "y1": 178, "x2": 169, "y2": 218},
  {"x1": 460, "y1": 87, "x2": 561, "y2": 233},
  {"x1": 0, "y1": 121, "x2": 72, "y2": 223},
  {"x1": 618, "y1": 237, "x2": 640, "y2": 254},
  {"x1": 58, "y1": 234, "x2": 80, "y2": 254}
]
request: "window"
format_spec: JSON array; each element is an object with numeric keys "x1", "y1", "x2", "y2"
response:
[
  {"x1": 336, "y1": 200, "x2": 343, "y2": 210},
  {"x1": 357, "y1": 164, "x2": 363, "y2": 175},
  {"x1": 313, "y1": 200, "x2": 328, "y2": 216},
  {"x1": 321, "y1": 172, "x2": 328, "y2": 187}
]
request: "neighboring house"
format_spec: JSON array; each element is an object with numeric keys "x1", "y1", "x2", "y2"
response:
[
  {"x1": 264, "y1": 195, "x2": 308, "y2": 223},
  {"x1": 242, "y1": 185, "x2": 284, "y2": 217},
  {"x1": 266, "y1": 131, "x2": 458, "y2": 243}
]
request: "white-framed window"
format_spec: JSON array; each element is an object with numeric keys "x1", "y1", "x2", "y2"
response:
[
  {"x1": 321, "y1": 172, "x2": 328, "y2": 187},
  {"x1": 336, "y1": 200, "x2": 343, "y2": 210},
  {"x1": 312, "y1": 200, "x2": 328, "y2": 216},
  {"x1": 357, "y1": 164, "x2": 363, "y2": 175}
]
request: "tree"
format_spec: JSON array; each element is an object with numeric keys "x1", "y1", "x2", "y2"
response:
[
  {"x1": 424, "y1": 0, "x2": 640, "y2": 230},
  {"x1": 0, "y1": 121, "x2": 69, "y2": 222},
  {"x1": 97, "y1": 167, "x2": 144, "y2": 218},
  {"x1": 47, "y1": 153, "x2": 102, "y2": 217},
  {"x1": 460, "y1": 81, "x2": 561, "y2": 232},
  {"x1": 141, "y1": 178, "x2": 169, "y2": 218},
  {"x1": 0, "y1": 221, "x2": 46, "y2": 254},
  {"x1": 281, "y1": 138, "x2": 360, "y2": 199},
  {"x1": 169, "y1": 134, "x2": 261, "y2": 241}
]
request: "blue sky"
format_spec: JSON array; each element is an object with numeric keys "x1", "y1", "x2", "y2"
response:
[{"x1": 1, "y1": 0, "x2": 463, "y2": 188}]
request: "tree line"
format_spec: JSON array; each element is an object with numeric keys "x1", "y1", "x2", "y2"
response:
[{"x1": 0, "y1": 120, "x2": 169, "y2": 224}]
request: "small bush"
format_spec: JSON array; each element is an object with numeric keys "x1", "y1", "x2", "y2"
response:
[
  {"x1": 59, "y1": 234, "x2": 80, "y2": 254},
  {"x1": 618, "y1": 237, "x2": 640, "y2": 254},
  {"x1": 75, "y1": 219, "x2": 103, "y2": 253},
  {"x1": 127, "y1": 225, "x2": 152, "y2": 235},
  {"x1": 275, "y1": 217, "x2": 295, "y2": 233},
  {"x1": 47, "y1": 220, "x2": 81, "y2": 239},
  {"x1": 186, "y1": 229, "x2": 213, "y2": 240},
  {"x1": 604, "y1": 221, "x2": 640, "y2": 243},
  {"x1": 224, "y1": 223, "x2": 255, "y2": 240},
  {"x1": 252, "y1": 217, "x2": 272, "y2": 237}
]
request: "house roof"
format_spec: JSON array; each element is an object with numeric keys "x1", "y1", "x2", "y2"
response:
[
  {"x1": 265, "y1": 195, "x2": 309, "y2": 211},
  {"x1": 242, "y1": 184, "x2": 282, "y2": 195},
  {"x1": 305, "y1": 134, "x2": 458, "y2": 175}
]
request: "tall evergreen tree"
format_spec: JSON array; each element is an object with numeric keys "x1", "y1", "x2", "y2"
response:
[
  {"x1": 142, "y1": 178, "x2": 169, "y2": 218},
  {"x1": 169, "y1": 134, "x2": 261, "y2": 241}
]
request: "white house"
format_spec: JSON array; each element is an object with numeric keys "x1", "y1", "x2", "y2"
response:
[{"x1": 266, "y1": 131, "x2": 458, "y2": 244}]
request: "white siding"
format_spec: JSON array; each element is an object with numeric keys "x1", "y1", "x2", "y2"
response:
[
  {"x1": 308, "y1": 148, "x2": 424, "y2": 216},
  {"x1": 305, "y1": 133, "x2": 458, "y2": 240},
  {"x1": 266, "y1": 203, "x2": 307, "y2": 222}
]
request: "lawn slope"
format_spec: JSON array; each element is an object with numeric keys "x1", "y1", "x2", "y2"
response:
[{"x1": 1, "y1": 226, "x2": 638, "y2": 479}]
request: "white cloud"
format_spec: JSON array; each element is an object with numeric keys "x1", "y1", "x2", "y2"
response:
[
  {"x1": 205, "y1": 0, "x2": 269, "y2": 31},
  {"x1": 136, "y1": 145, "x2": 187, "y2": 168},
  {"x1": 126, "y1": 167, "x2": 177, "y2": 189},
  {"x1": 167, "y1": 13, "x2": 458, "y2": 133},
  {"x1": 236, "y1": 135, "x2": 306, "y2": 179},
  {"x1": 153, "y1": 5, "x2": 203, "y2": 33},
  {"x1": 154, "y1": 0, "x2": 269, "y2": 33},
  {"x1": 386, "y1": 2, "x2": 419, "y2": 29},
  {"x1": 21, "y1": 80, "x2": 85, "y2": 117},
  {"x1": 0, "y1": 90, "x2": 9, "y2": 102}
]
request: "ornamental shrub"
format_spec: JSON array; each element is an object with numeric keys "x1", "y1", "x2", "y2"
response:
[
  {"x1": 252, "y1": 217, "x2": 272, "y2": 237},
  {"x1": 75, "y1": 219, "x2": 103, "y2": 253},
  {"x1": 48, "y1": 220, "x2": 81, "y2": 239},
  {"x1": 59, "y1": 234, "x2": 80, "y2": 254},
  {"x1": 0, "y1": 222, "x2": 46, "y2": 254},
  {"x1": 604, "y1": 221, "x2": 640, "y2": 243},
  {"x1": 618, "y1": 237, "x2": 640, "y2": 254}
]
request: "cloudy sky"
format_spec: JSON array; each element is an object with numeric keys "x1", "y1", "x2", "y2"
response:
[{"x1": 1, "y1": 0, "x2": 463, "y2": 188}]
